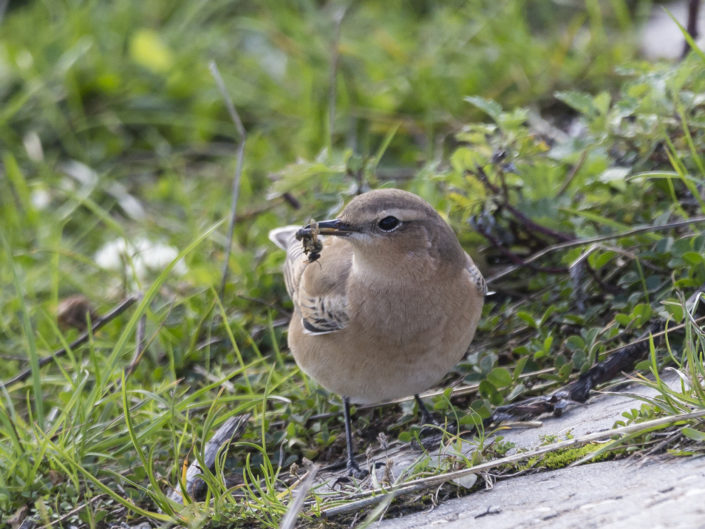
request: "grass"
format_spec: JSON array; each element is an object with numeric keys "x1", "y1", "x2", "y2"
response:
[{"x1": 3, "y1": 0, "x2": 705, "y2": 527}]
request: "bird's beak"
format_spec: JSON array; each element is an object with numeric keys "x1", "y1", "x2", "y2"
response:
[{"x1": 296, "y1": 219, "x2": 356, "y2": 239}]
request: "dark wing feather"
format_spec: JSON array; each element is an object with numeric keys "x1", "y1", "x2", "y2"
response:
[{"x1": 270, "y1": 226, "x2": 351, "y2": 335}]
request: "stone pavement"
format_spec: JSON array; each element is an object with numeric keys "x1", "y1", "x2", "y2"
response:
[
  {"x1": 377, "y1": 456, "x2": 705, "y2": 529},
  {"x1": 372, "y1": 375, "x2": 705, "y2": 529}
]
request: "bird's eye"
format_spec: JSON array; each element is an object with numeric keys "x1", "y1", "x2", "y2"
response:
[{"x1": 377, "y1": 216, "x2": 401, "y2": 232}]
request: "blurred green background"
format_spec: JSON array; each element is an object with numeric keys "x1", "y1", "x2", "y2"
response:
[
  {"x1": 5, "y1": 0, "x2": 705, "y2": 526},
  {"x1": 0, "y1": 0, "x2": 645, "y2": 345}
]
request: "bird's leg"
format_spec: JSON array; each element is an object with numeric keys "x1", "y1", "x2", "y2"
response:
[
  {"x1": 342, "y1": 397, "x2": 365, "y2": 477},
  {"x1": 412, "y1": 394, "x2": 451, "y2": 451},
  {"x1": 414, "y1": 394, "x2": 438, "y2": 426}
]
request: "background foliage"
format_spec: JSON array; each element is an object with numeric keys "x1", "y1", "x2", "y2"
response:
[{"x1": 2, "y1": 0, "x2": 705, "y2": 527}]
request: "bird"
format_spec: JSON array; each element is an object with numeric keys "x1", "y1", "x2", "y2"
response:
[{"x1": 269, "y1": 188, "x2": 486, "y2": 476}]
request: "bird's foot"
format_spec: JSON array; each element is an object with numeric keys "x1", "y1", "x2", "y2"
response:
[
  {"x1": 346, "y1": 458, "x2": 368, "y2": 479},
  {"x1": 330, "y1": 458, "x2": 368, "y2": 486},
  {"x1": 419, "y1": 412, "x2": 440, "y2": 429},
  {"x1": 415, "y1": 394, "x2": 440, "y2": 428}
]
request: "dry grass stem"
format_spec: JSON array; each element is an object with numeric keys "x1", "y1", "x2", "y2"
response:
[
  {"x1": 210, "y1": 60, "x2": 247, "y2": 296},
  {"x1": 488, "y1": 216, "x2": 705, "y2": 283}
]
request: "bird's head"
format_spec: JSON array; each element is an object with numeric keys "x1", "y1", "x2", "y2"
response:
[{"x1": 296, "y1": 189, "x2": 464, "y2": 271}]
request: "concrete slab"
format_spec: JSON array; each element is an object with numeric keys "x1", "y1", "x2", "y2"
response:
[
  {"x1": 377, "y1": 456, "x2": 705, "y2": 529},
  {"x1": 368, "y1": 374, "x2": 705, "y2": 528}
]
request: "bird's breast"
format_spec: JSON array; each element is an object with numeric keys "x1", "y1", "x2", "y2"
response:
[
  {"x1": 289, "y1": 261, "x2": 483, "y2": 404},
  {"x1": 346, "y1": 266, "x2": 475, "y2": 348}
]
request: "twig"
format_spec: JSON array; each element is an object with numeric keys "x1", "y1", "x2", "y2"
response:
[
  {"x1": 320, "y1": 409, "x2": 705, "y2": 518},
  {"x1": 497, "y1": 161, "x2": 511, "y2": 205},
  {"x1": 477, "y1": 223, "x2": 567, "y2": 274},
  {"x1": 168, "y1": 413, "x2": 251, "y2": 504},
  {"x1": 210, "y1": 60, "x2": 247, "y2": 297},
  {"x1": 471, "y1": 166, "x2": 575, "y2": 243},
  {"x1": 279, "y1": 464, "x2": 320, "y2": 529},
  {"x1": 487, "y1": 215, "x2": 705, "y2": 283},
  {"x1": 491, "y1": 310, "x2": 705, "y2": 423},
  {"x1": 481, "y1": 314, "x2": 705, "y2": 425},
  {"x1": 1, "y1": 295, "x2": 138, "y2": 388},
  {"x1": 682, "y1": 0, "x2": 701, "y2": 59}
]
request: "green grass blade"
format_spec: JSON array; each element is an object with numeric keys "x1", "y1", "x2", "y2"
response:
[{"x1": 1, "y1": 231, "x2": 44, "y2": 428}]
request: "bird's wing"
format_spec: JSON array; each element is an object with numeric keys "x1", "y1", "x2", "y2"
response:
[
  {"x1": 271, "y1": 226, "x2": 352, "y2": 335},
  {"x1": 465, "y1": 252, "x2": 487, "y2": 297},
  {"x1": 296, "y1": 236, "x2": 352, "y2": 334}
]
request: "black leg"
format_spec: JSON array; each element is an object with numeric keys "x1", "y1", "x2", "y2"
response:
[
  {"x1": 414, "y1": 394, "x2": 437, "y2": 426},
  {"x1": 342, "y1": 397, "x2": 365, "y2": 477}
]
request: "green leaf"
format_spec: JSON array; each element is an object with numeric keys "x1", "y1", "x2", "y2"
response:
[
  {"x1": 554, "y1": 90, "x2": 597, "y2": 116},
  {"x1": 499, "y1": 107, "x2": 529, "y2": 130},
  {"x1": 506, "y1": 383, "x2": 526, "y2": 402},
  {"x1": 682, "y1": 251, "x2": 705, "y2": 266},
  {"x1": 460, "y1": 413, "x2": 484, "y2": 427},
  {"x1": 681, "y1": 427, "x2": 705, "y2": 441},
  {"x1": 631, "y1": 303, "x2": 652, "y2": 327},
  {"x1": 539, "y1": 306, "x2": 557, "y2": 327},
  {"x1": 543, "y1": 334, "x2": 554, "y2": 353},
  {"x1": 572, "y1": 348, "x2": 586, "y2": 370},
  {"x1": 661, "y1": 300, "x2": 684, "y2": 322},
  {"x1": 3, "y1": 152, "x2": 35, "y2": 225},
  {"x1": 512, "y1": 356, "x2": 529, "y2": 380},
  {"x1": 593, "y1": 91, "x2": 611, "y2": 115},
  {"x1": 464, "y1": 96, "x2": 502, "y2": 122},
  {"x1": 479, "y1": 380, "x2": 503, "y2": 405},
  {"x1": 514, "y1": 345, "x2": 531, "y2": 356},
  {"x1": 398, "y1": 431, "x2": 413, "y2": 443},
  {"x1": 450, "y1": 146, "x2": 488, "y2": 172},
  {"x1": 599, "y1": 167, "x2": 631, "y2": 191},
  {"x1": 487, "y1": 367, "x2": 512, "y2": 388},
  {"x1": 590, "y1": 250, "x2": 616, "y2": 270},
  {"x1": 558, "y1": 363, "x2": 573, "y2": 379},
  {"x1": 469, "y1": 400, "x2": 492, "y2": 420},
  {"x1": 517, "y1": 311, "x2": 538, "y2": 329},
  {"x1": 634, "y1": 360, "x2": 652, "y2": 371},
  {"x1": 129, "y1": 28, "x2": 174, "y2": 73},
  {"x1": 615, "y1": 313, "x2": 631, "y2": 327},
  {"x1": 565, "y1": 335, "x2": 585, "y2": 353}
]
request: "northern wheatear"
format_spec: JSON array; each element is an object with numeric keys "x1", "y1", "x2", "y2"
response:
[{"x1": 270, "y1": 188, "x2": 486, "y2": 475}]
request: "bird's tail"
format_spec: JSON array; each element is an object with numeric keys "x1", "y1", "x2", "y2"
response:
[{"x1": 268, "y1": 226, "x2": 300, "y2": 250}]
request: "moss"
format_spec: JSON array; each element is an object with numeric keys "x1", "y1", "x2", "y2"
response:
[{"x1": 540, "y1": 443, "x2": 614, "y2": 470}]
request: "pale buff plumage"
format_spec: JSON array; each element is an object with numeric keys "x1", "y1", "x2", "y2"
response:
[
  {"x1": 270, "y1": 189, "x2": 486, "y2": 404},
  {"x1": 270, "y1": 189, "x2": 485, "y2": 475}
]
